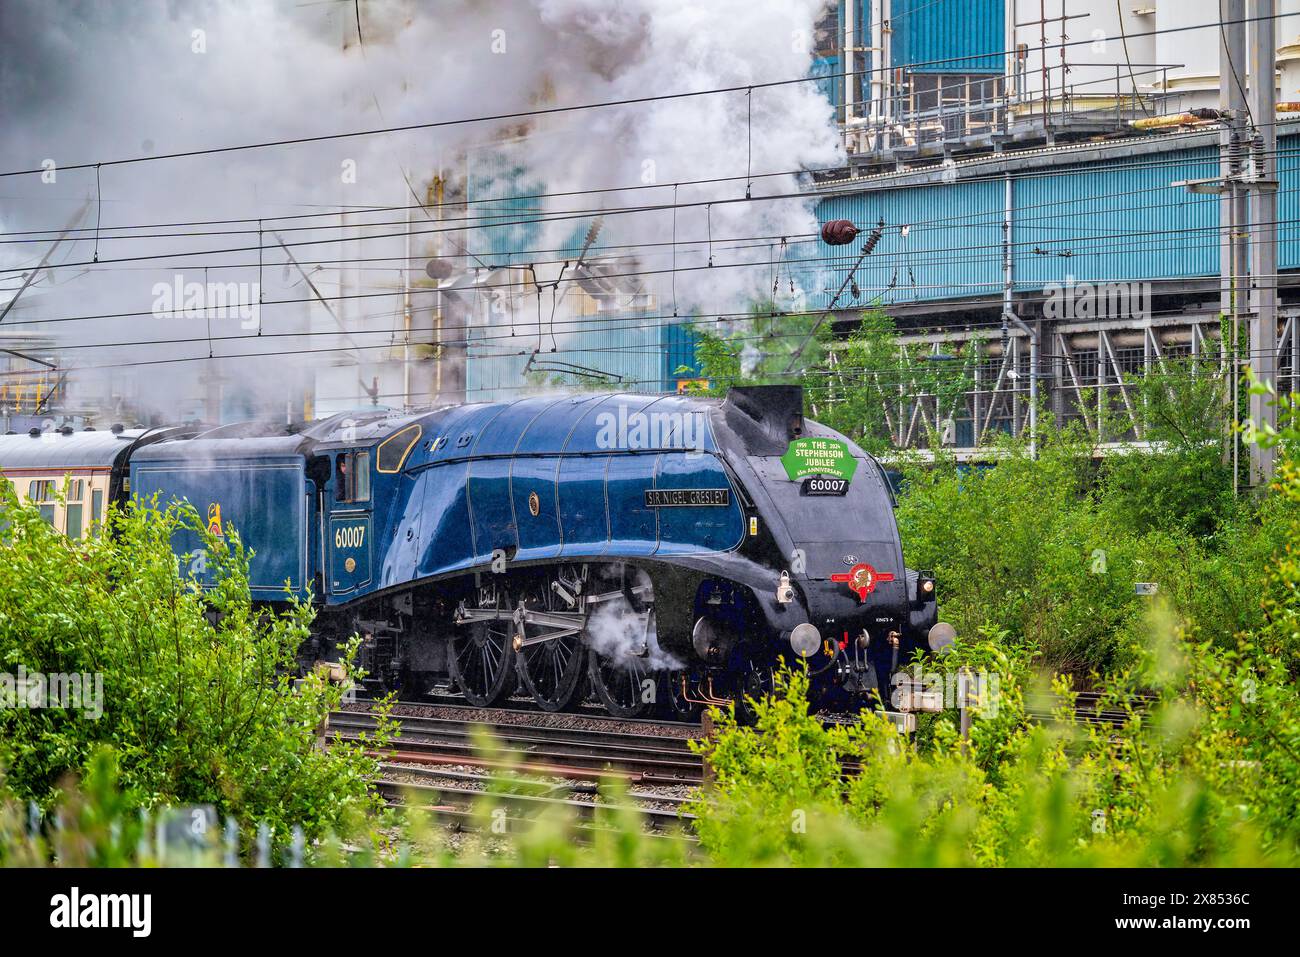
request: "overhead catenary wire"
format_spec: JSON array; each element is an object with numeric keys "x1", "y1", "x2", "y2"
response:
[
  {"x1": 34, "y1": 293, "x2": 1289, "y2": 364},
  {"x1": 12, "y1": 196, "x2": 1300, "y2": 332},
  {"x1": 2, "y1": 8, "x2": 1296, "y2": 181},
  {"x1": 11, "y1": 107, "x2": 1300, "y2": 250},
  {"x1": 13, "y1": 140, "x2": 1300, "y2": 279},
  {"x1": 42, "y1": 337, "x2": 1286, "y2": 404}
]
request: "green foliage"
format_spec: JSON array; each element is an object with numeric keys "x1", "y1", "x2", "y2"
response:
[
  {"x1": 690, "y1": 307, "x2": 831, "y2": 397},
  {"x1": 687, "y1": 635, "x2": 1299, "y2": 866},
  {"x1": 893, "y1": 425, "x2": 1143, "y2": 675},
  {"x1": 0, "y1": 487, "x2": 391, "y2": 839},
  {"x1": 892, "y1": 382, "x2": 1297, "y2": 676},
  {"x1": 805, "y1": 311, "x2": 976, "y2": 455},
  {"x1": 6, "y1": 627, "x2": 1299, "y2": 868},
  {"x1": 1097, "y1": 360, "x2": 1238, "y2": 538},
  {"x1": 694, "y1": 308, "x2": 975, "y2": 455},
  {"x1": 1, "y1": 746, "x2": 694, "y2": 869}
]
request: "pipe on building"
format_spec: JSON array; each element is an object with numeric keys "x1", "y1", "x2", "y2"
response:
[
  {"x1": 870, "y1": 0, "x2": 885, "y2": 123},
  {"x1": 844, "y1": 0, "x2": 857, "y2": 126},
  {"x1": 1063, "y1": 328, "x2": 1222, "y2": 350},
  {"x1": 1131, "y1": 108, "x2": 1222, "y2": 129}
]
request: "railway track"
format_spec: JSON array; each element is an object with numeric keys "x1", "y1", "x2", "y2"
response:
[
  {"x1": 329, "y1": 705, "x2": 705, "y2": 785},
  {"x1": 333, "y1": 688, "x2": 1158, "y2": 826},
  {"x1": 331, "y1": 705, "x2": 703, "y2": 842},
  {"x1": 1025, "y1": 690, "x2": 1158, "y2": 728},
  {"x1": 354, "y1": 684, "x2": 1157, "y2": 732},
  {"x1": 373, "y1": 762, "x2": 697, "y2": 841}
]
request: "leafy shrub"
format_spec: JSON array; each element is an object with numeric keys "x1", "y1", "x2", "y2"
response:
[
  {"x1": 687, "y1": 636, "x2": 1299, "y2": 867},
  {"x1": 0, "y1": 488, "x2": 391, "y2": 839}
]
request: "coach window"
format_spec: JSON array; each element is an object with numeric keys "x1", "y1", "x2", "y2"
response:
[
  {"x1": 91, "y1": 488, "x2": 105, "y2": 536},
  {"x1": 64, "y1": 479, "x2": 85, "y2": 539},
  {"x1": 29, "y1": 479, "x2": 55, "y2": 525}
]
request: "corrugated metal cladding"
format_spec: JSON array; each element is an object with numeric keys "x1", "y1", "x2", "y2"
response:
[
  {"x1": 1278, "y1": 134, "x2": 1300, "y2": 270},
  {"x1": 465, "y1": 316, "x2": 699, "y2": 402},
  {"x1": 891, "y1": 0, "x2": 1004, "y2": 74},
  {"x1": 813, "y1": 132, "x2": 1300, "y2": 306},
  {"x1": 663, "y1": 323, "x2": 703, "y2": 379},
  {"x1": 1013, "y1": 145, "x2": 1219, "y2": 287},
  {"x1": 812, "y1": 179, "x2": 1004, "y2": 309},
  {"x1": 810, "y1": 55, "x2": 841, "y2": 110},
  {"x1": 464, "y1": 142, "x2": 586, "y2": 263}
]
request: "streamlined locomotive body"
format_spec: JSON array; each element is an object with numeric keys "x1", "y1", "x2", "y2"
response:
[{"x1": 6, "y1": 386, "x2": 944, "y2": 716}]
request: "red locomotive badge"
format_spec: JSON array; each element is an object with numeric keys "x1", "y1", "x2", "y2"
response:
[{"x1": 830, "y1": 562, "x2": 894, "y2": 601}]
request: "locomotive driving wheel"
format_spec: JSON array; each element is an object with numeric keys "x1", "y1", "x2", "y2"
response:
[
  {"x1": 661, "y1": 671, "x2": 703, "y2": 721},
  {"x1": 514, "y1": 577, "x2": 588, "y2": 712},
  {"x1": 448, "y1": 585, "x2": 517, "y2": 707},
  {"x1": 587, "y1": 607, "x2": 657, "y2": 718},
  {"x1": 736, "y1": 661, "x2": 776, "y2": 726}
]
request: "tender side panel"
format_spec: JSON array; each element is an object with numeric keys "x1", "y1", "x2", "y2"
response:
[{"x1": 132, "y1": 458, "x2": 310, "y2": 601}]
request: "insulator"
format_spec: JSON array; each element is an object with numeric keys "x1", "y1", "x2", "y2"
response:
[
  {"x1": 1252, "y1": 133, "x2": 1266, "y2": 181},
  {"x1": 821, "y1": 219, "x2": 860, "y2": 246},
  {"x1": 425, "y1": 258, "x2": 454, "y2": 280},
  {"x1": 862, "y1": 224, "x2": 884, "y2": 256}
]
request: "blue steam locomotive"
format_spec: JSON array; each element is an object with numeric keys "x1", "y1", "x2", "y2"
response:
[{"x1": 1, "y1": 386, "x2": 948, "y2": 717}]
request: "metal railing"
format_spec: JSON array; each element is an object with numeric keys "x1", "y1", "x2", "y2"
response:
[{"x1": 841, "y1": 62, "x2": 1182, "y2": 158}]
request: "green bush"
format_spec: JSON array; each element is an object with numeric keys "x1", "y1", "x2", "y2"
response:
[
  {"x1": 687, "y1": 635, "x2": 1299, "y2": 867},
  {"x1": 891, "y1": 413, "x2": 1298, "y2": 677},
  {"x1": 0, "y1": 488, "x2": 391, "y2": 839}
]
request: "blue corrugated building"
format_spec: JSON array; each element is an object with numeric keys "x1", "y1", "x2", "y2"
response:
[
  {"x1": 810, "y1": 131, "x2": 1300, "y2": 310},
  {"x1": 890, "y1": 0, "x2": 1004, "y2": 74}
]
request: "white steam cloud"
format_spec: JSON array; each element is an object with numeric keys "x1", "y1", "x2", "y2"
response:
[
  {"x1": 585, "y1": 598, "x2": 682, "y2": 673},
  {"x1": 0, "y1": 0, "x2": 842, "y2": 419}
]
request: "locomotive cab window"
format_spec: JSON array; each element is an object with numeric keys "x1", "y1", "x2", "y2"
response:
[
  {"x1": 334, "y1": 451, "x2": 371, "y2": 504},
  {"x1": 377, "y1": 424, "x2": 421, "y2": 473}
]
